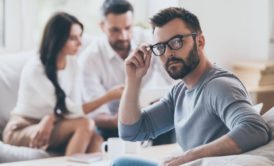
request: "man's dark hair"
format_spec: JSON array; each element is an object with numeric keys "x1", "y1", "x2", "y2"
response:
[
  {"x1": 150, "y1": 7, "x2": 202, "y2": 33},
  {"x1": 101, "y1": 0, "x2": 133, "y2": 17}
]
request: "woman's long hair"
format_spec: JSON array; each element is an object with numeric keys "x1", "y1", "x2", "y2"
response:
[{"x1": 39, "y1": 12, "x2": 83, "y2": 117}]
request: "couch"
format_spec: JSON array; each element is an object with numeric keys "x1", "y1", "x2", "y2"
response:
[
  {"x1": 0, "y1": 51, "x2": 51, "y2": 163},
  {"x1": 1, "y1": 50, "x2": 274, "y2": 165}
]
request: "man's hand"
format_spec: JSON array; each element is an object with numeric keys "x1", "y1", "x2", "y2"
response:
[
  {"x1": 119, "y1": 44, "x2": 152, "y2": 126},
  {"x1": 160, "y1": 135, "x2": 242, "y2": 166},
  {"x1": 29, "y1": 115, "x2": 55, "y2": 149},
  {"x1": 160, "y1": 153, "x2": 191, "y2": 166},
  {"x1": 106, "y1": 85, "x2": 124, "y2": 100},
  {"x1": 125, "y1": 44, "x2": 152, "y2": 82},
  {"x1": 94, "y1": 113, "x2": 118, "y2": 129}
]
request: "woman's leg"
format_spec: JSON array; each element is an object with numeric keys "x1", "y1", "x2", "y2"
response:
[
  {"x1": 111, "y1": 156, "x2": 158, "y2": 166},
  {"x1": 49, "y1": 117, "x2": 97, "y2": 155},
  {"x1": 86, "y1": 132, "x2": 103, "y2": 153},
  {"x1": 2, "y1": 116, "x2": 40, "y2": 147}
]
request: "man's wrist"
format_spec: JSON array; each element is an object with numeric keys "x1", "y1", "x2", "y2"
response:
[
  {"x1": 183, "y1": 149, "x2": 198, "y2": 163},
  {"x1": 126, "y1": 78, "x2": 142, "y2": 87}
]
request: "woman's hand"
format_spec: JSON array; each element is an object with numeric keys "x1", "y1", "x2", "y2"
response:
[{"x1": 29, "y1": 114, "x2": 55, "y2": 149}]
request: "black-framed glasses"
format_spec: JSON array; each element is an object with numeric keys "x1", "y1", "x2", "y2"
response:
[{"x1": 150, "y1": 33, "x2": 196, "y2": 56}]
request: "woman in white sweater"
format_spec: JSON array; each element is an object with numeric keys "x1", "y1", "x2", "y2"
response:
[{"x1": 3, "y1": 12, "x2": 123, "y2": 155}]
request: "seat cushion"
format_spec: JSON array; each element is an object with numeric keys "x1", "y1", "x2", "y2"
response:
[{"x1": 0, "y1": 141, "x2": 52, "y2": 163}]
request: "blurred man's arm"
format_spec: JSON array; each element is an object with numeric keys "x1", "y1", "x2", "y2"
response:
[
  {"x1": 94, "y1": 113, "x2": 118, "y2": 129},
  {"x1": 78, "y1": 46, "x2": 114, "y2": 116}
]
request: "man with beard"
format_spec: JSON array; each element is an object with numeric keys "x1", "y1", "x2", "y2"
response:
[
  {"x1": 79, "y1": 0, "x2": 173, "y2": 141},
  {"x1": 113, "y1": 7, "x2": 271, "y2": 166}
]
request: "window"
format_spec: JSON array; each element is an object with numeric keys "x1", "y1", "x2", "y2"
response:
[{"x1": 0, "y1": 0, "x2": 4, "y2": 48}]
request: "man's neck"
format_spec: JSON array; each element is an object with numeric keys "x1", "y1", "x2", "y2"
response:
[
  {"x1": 183, "y1": 56, "x2": 212, "y2": 89},
  {"x1": 116, "y1": 50, "x2": 130, "y2": 60}
]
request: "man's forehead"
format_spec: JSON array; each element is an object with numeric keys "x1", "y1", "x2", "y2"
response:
[
  {"x1": 104, "y1": 11, "x2": 133, "y2": 23},
  {"x1": 152, "y1": 18, "x2": 191, "y2": 43}
]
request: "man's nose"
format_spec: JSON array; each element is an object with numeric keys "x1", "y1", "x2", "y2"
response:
[
  {"x1": 118, "y1": 30, "x2": 129, "y2": 40},
  {"x1": 77, "y1": 37, "x2": 82, "y2": 46},
  {"x1": 164, "y1": 45, "x2": 175, "y2": 58}
]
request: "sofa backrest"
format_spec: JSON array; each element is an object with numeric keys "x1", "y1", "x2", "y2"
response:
[{"x1": 0, "y1": 51, "x2": 34, "y2": 136}]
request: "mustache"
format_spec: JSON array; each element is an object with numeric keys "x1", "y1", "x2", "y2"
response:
[
  {"x1": 115, "y1": 40, "x2": 130, "y2": 44},
  {"x1": 165, "y1": 57, "x2": 185, "y2": 67}
]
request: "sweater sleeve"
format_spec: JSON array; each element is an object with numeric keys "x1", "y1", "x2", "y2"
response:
[
  {"x1": 207, "y1": 77, "x2": 271, "y2": 152},
  {"x1": 119, "y1": 89, "x2": 175, "y2": 141}
]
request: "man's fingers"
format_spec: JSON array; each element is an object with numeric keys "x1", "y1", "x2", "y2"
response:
[
  {"x1": 137, "y1": 44, "x2": 152, "y2": 68},
  {"x1": 128, "y1": 57, "x2": 141, "y2": 68},
  {"x1": 144, "y1": 51, "x2": 151, "y2": 68},
  {"x1": 135, "y1": 50, "x2": 145, "y2": 67}
]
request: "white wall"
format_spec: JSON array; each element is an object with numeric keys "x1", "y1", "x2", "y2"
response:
[
  {"x1": 147, "y1": 0, "x2": 178, "y2": 18},
  {"x1": 1, "y1": 0, "x2": 273, "y2": 63},
  {"x1": 4, "y1": 0, "x2": 22, "y2": 52},
  {"x1": 0, "y1": 0, "x2": 38, "y2": 53},
  {"x1": 179, "y1": 0, "x2": 271, "y2": 69}
]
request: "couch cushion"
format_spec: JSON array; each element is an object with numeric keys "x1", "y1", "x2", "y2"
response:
[
  {"x1": 0, "y1": 141, "x2": 52, "y2": 163},
  {"x1": 0, "y1": 51, "x2": 34, "y2": 136}
]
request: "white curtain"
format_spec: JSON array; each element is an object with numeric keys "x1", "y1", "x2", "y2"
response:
[{"x1": 270, "y1": 0, "x2": 274, "y2": 59}]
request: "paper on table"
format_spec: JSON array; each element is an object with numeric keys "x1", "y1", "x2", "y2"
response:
[
  {"x1": 67, "y1": 153, "x2": 102, "y2": 164},
  {"x1": 139, "y1": 86, "x2": 171, "y2": 107},
  {"x1": 92, "y1": 160, "x2": 112, "y2": 166}
]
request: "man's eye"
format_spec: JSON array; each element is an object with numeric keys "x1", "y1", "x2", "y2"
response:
[
  {"x1": 170, "y1": 38, "x2": 182, "y2": 48},
  {"x1": 110, "y1": 29, "x2": 120, "y2": 33},
  {"x1": 156, "y1": 44, "x2": 165, "y2": 51}
]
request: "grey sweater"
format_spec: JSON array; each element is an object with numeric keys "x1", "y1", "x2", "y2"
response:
[{"x1": 119, "y1": 65, "x2": 271, "y2": 152}]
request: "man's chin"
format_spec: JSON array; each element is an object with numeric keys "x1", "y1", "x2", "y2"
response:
[
  {"x1": 112, "y1": 42, "x2": 130, "y2": 51},
  {"x1": 168, "y1": 71, "x2": 184, "y2": 80},
  {"x1": 167, "y1": 67, "x2": 191, "y2": 79}
]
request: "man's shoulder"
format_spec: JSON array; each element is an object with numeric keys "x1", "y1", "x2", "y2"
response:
[
  {"x1": 78, "y1": 38, "x2": 104, "y2": 62},
  {"x1": 203, "y1": 72, "x2": 246, "y2": 96},
  {"x1": 202, "y1": 65, "x2": 238, "y2": 84}
]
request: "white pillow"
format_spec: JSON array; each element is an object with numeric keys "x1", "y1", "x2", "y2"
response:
[
  {"x1": 262, "y1": 106, "x2": 274, "y2": 137},
  {"x1": 252, "y1": 103, "x2": 263, "y2": 115},
  {"x1": 0, "y1": 51, "x2": 34, "y2": 136}
]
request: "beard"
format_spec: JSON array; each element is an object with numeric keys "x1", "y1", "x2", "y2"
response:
[
  {"x1": 110, "y1": 40, "x2": 130, "y2": 52},
  {"x1": 164, "y1": 43, "x2": 200, "y2": 80}
]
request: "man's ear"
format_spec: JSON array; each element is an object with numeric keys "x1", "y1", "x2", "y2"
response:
[
  {"x1": 100, "y1": 20, "x2": 105, "y2": 32},
  {"x1": 197, "y1": 34, "x2": 205, "y2": 49}
]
